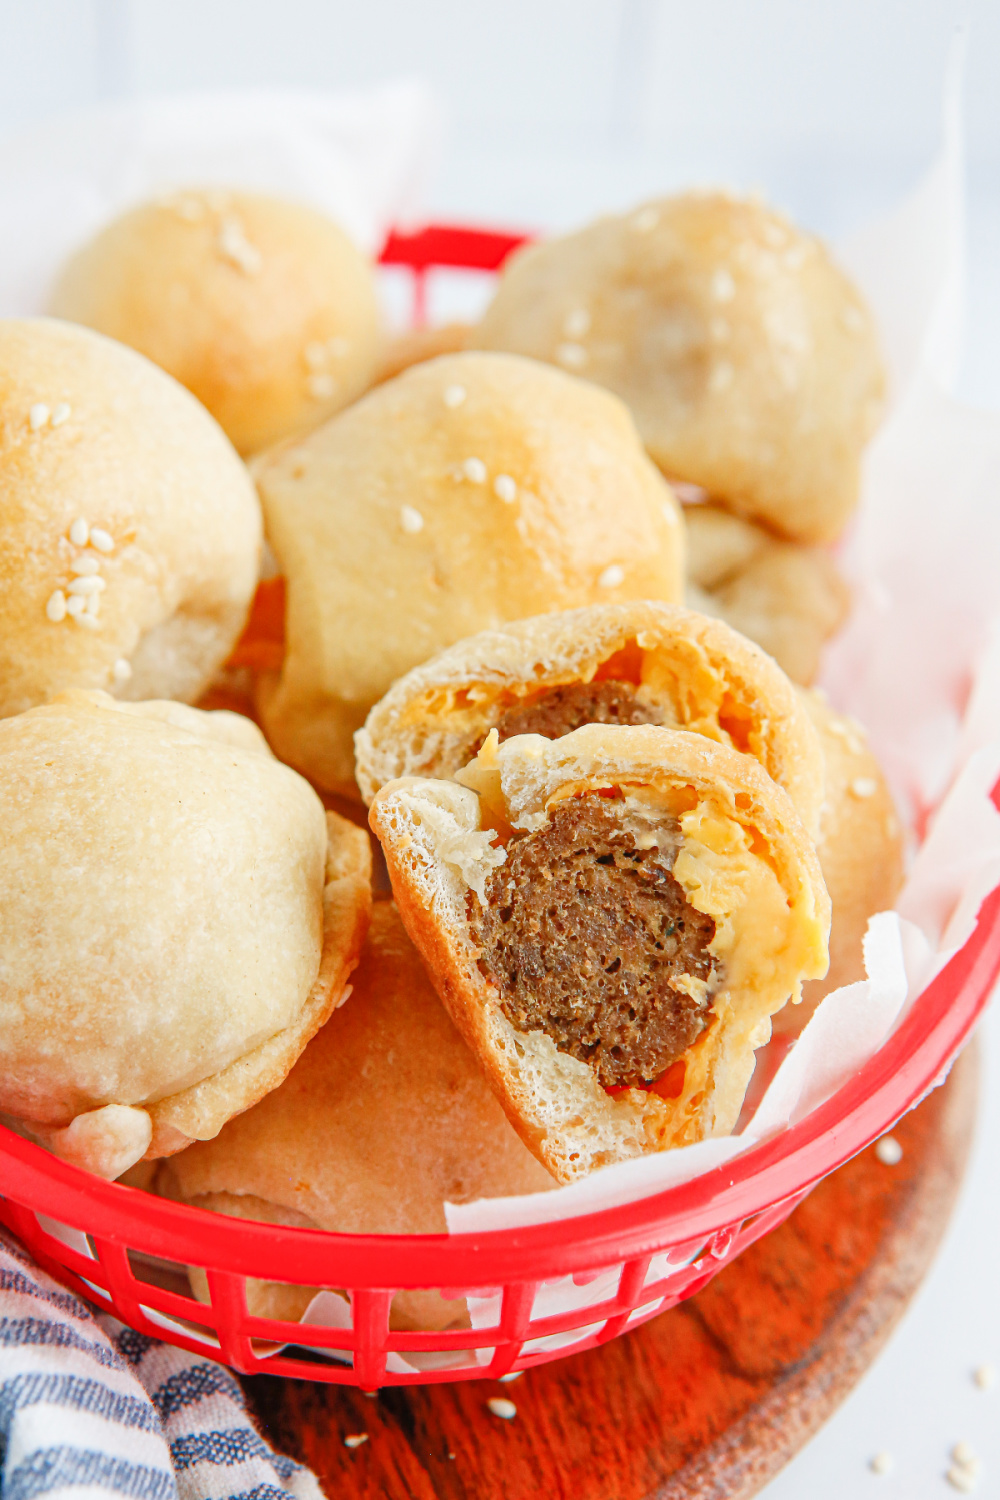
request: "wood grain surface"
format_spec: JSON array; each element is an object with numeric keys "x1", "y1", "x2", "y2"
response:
[{"x1": 240, "y1": 1042, "x2": 978, "y2": 1500}]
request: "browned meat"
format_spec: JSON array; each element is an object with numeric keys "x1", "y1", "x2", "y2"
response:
[{"x1": 471, "y1": 795, "x2": 716, "y2": 1088}]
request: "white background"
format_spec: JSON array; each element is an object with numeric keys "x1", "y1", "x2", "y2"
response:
[{"x1": 1, "y1": 3, "x2": 999, "y2": 1495}]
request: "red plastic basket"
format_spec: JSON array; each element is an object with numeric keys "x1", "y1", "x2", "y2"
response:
[{"x1": 1, "y1": 226, "x2": 998, "y2": 1389}]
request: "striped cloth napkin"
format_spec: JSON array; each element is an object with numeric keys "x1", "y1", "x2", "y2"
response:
[{"x1": 0, "y1": 1229, "x2": 323, "y2": 1500}]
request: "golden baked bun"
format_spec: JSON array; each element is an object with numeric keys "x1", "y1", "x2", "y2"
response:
[
  {"x1": 474, "y1": 192, "x2": 885, "y2": 543},
  {"x1": 685, "y1": 503, "x2": 850, "y2": 685},
  {"x1": 370, "y1": 725, "x2": 829, "y2": 1183},
  {"x1": 0, "y1": 690, "x2": 371, "y2": 1180},
  {"x1": 772, "y1": 689, "x2": 903, "y2": 1032},
  {"x1": 356, "y1": 599, "x2": 826, "y2": 837},
  {"x1": 254, "y1": 351, "x2": 685, "y2": 797},
  {"x1": 49, "y1": 189, "x2": 379, "y2": 455},
  {"x1": 0, "y1": 318, "x2": 261, "y2": 717},
  {"x1": 154, "y1": 901, "x2": 554, "y2": 1329}
]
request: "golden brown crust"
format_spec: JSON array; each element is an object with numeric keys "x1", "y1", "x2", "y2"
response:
[
  {"x1": 0, "y1": 318, "x2": 261, "y2": 717},
  {"x1": 474, "y1": 192, "x2": 885, "y2": 544},
  {"x1": 685, "y1": 504, "x2": 850, "y2": 685},
  {"x1": 253, "y1": 351, "x2": 685, "y2": 797},
  {"x1": 355, "y1": 599, "x2": 825, "y2": 836},
  {"x1": 774, "y1": 691, "x2": 903, "y2": 1032},
  {"x1": 50, "y1": 190, "x2": 379, "y2": 455},
  {"x1": 0, "y1": 693, "x2": 371, "y2": 1179},
  {"x1": 370, "y1": 726, "x2": 830, "y2": 1183}
]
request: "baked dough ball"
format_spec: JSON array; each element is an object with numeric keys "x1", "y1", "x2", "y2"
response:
[
  {"x1": 0, "y1": 690, "x2": 371, "y2": 1180},
  {"x1": 475, "y1": 192, "x2": 885, "y2": 543},
  {"x1": 0, "y1": 318, "x2": 261, "y2": 717},
  {"x1": 154, "y1": 901, "x2": 554, "y2": 1329},
  {"x1": 685, "y1": 503, "x2": 850, "y2": 685},
  {"x1": 370, "y1": 725, "x2": 829, "y2": 1182},
  {"x1": 49, "y1": 189, "x2": 379, "y2": 455},
  {"x1": 356, "y1": 600, "x2": 825, "y2": 837},
  {"x1": 770, "y1": 690, "x2": 903, "y2": 1034},
  {"x1": 254, "y1": 351, "x2": 685, "y2": 797}
]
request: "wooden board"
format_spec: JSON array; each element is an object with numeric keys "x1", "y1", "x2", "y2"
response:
[{"x1": 240, "y1": 1041, "x2": 978, "y2": 1500}]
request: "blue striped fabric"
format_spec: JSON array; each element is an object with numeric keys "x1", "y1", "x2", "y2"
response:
[{"x1": 0, "y1": 1231, "x2": 323, "y2": 1500}]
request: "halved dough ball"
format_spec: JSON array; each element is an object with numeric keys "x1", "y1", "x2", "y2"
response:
[
  {"x1": 254, "y1": 351, "x2": 685, "y2": 798},
  {"x1": 154, "y1": 901, "x2": 554, "y2": 1329},
  {"x1": 685, "y1": 502, "x2": 850, "y2": 685},
  {"x1": 370, "y1": 725, "x2": 829, "y2": 1183},
  {"x1": 50, "y1": 190, "x2": 379, "y2": 454},
  {"x1": 0, "y1": 318, "x2": 261, "y2": 717},
  {"x1": 0, "y1": 690, "x2": 371, "y2": 1179},
  {"x1": 356, "y1": 599, "x2": 826, "y2": 837},
  {"x1": 475, "y1": 192, "x2": 885, "y2": 543}
]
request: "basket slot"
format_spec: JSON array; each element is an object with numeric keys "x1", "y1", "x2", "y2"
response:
[
  {"x1": 349, "y1": 1288, "x2": 395, "y2": 1388},
  {"x1": 92, "y1": 1238, "x2": 153, "y2": 1331},
  {"x1": 478, "y1": 1279, "x2": 537, "y2": 1378}
]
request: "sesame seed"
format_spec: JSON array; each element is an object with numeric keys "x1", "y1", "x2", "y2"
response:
[
  {"x1": 73, "y1": 613, "x2": 101, "y2": 630},
  {"x1": 875, "y1": 1135, "x2": 903, "y2": 1166},
  {"x1": 631, "y1": 207, "x2": 659, "y2": 233},
  {"x1": 869, "y1": 1451, "x2": 893, "y2": 1476},
  {"x1": 563, "y1": 307, "x2": 591, "y2": 338},
  {"x1": 487, "y1": 1397, "x2": 517, "y2": 1420},
  {"x1": 175, "y1": 196, "x2": 205, "y2": 222},
  {"x1": 709, "y1": 361, "x2": 735, "y2": 393},
  {"x1": 850, "y1": 777, "x2": 878, "y2": 799},
  {"x1": 69, "y1": 518, "x2": 90, "y2": 547},
  {"x1": 400, "y1": 505, "x2": 424, "y2": 534},
  {"x1": 29, "y1": 403, "x2": 51, "y2": 430},
  {"x1": 947, "y1": 1466, "x2": 978, "y2": 1493},
  {"x1": 112, "y1": 658, "x2": 132, "y2": 684},
  {"x1": 598, "y1": 564, "x2": 625, "y2": 589},
  {"x1": 50, "y1": 403, "x2": 71, "y2": 427},
  {"x1": 307, "y1": 373, "x2": 337, "y2": 400},
  {"x1": 711, "y1": 268, "x2": 736, "y2": 302},
  {"x1": 70, "y1": 554, "x2": 100, "y2": 577},
  {"x1": 85, "y1": 591, "x2": 101, "y2": 617},
  {"x1": 952, "y1": 1443, "x2": 979, "y2": 1469},
  {"x1": 556, "y1": 341, "x2": 588, "y2": 369},
  {"x1": 462, "y1": 457, "x2": 488, "y2": 484},
  {"x1": 328, "y1": 336, "x2": 351, "y2": 358},
  {"x1": 493, "y1": 474, "x2": 517, "y2": 504},
  {"x1": 89, "y1": 528, "x2": 114, "y2": 553},
  {"x1": 498, "y1": 1371, "x2": 523, "y2": 1383},
  {"x1": 65, "y1": 593, "x2": 87, "y2": 618},
  {"x1": 304, "y1": 342, "x2": 328, "y2": 370},
  {"x1": 45, "y1": 590, "x2": 67, "y2": 623},
  {"x1": 661, "y1": 501, "x2": 680, "y2": 526},
  {"x1": 973, "y1": 1364, "x2": 996, "y2": 1390},
  {"x1": 67, "y1": 576, "x2": 105, "y2": 595},
  {"x1": 217, "y1": 215, "x2": 262, "y2": 275},
  {"x1": 443, "y1": 384, "x2": 467, "y2": 408},
  {"x1": 343, "y1": 1434, "x2": 368, "y2": 1449}
]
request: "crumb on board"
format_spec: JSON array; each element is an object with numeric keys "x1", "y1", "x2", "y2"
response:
[
  {"x1": 487, "y1": 1397, "x2": 517, "y2": 1420},
  {"x1": 343, "y1": 1433, "x2": 369, "y2": 1449},
  {"x1": 869, "y1": 1450, "x2": 893, "y2": 1476},
  {"x1": 875, "y1": 1136, "x2": 903, "y2": 1166}
]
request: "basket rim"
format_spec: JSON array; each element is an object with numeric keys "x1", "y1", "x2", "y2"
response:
[{"x1": 3, "y1": 875, "x2": 998, "y2": 1290}]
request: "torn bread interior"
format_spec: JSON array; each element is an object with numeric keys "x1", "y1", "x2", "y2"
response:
[{"x1": 369, "y1": 724, "x2": 830, "y2": 1183}]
